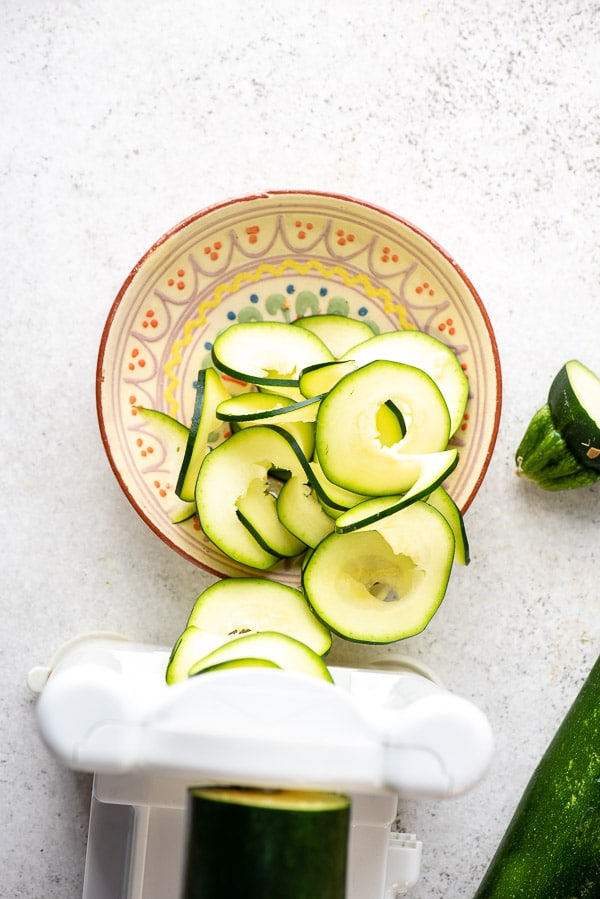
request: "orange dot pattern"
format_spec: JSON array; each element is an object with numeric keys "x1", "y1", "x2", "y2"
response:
[
  {"x1": 336, "y1": 229, "x2": 355, "y2": 246},
  {"x1": 416, "y1": 281, "x2": 435, "y2": 296},
  {"x1": 167, "y1": 268, "x2": 187, "y2": 290},
  {"x1": 203, "y1": 243, "x2": 222, "y2": 261},
  {"x1": 246, "y1": 225, "x2": 260, "y2": 244},
  {"x1": 128, "y1": 347, "x2": 147, "y2": 371},
  {"x1": 152, "y1": 478, "x2": 171, "y2": 499},
  {"x1": 438, "y1": 317, "x2": 456, "y2": 336},
  {"x1": 295, "y1": 220, "x2": 314, "y2": 239},
  {"x1": 136, "y1": 436, "x2": 155, "y2": 458},
  {"x1": 381, "y1": 246, "x2": 399, "y2": 263},
  {"x1": 141, "y1": 308, "x2": 160, "y2": 329}
]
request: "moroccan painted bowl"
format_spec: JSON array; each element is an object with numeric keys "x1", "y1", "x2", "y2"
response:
[{"x1": 96, "y1": 191, "x2": 501, "y2": 584}]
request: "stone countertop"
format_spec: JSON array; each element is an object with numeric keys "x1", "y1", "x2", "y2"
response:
[{"x1": 2, "y1": 1, "x2": 599, "y2": 896}]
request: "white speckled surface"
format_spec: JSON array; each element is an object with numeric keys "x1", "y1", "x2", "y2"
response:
[{"x1": 2, "y1": 1, "x2": 599, "y2": 896}]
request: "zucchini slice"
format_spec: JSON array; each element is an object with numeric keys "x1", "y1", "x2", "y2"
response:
[
  {"x1": 292, "y1": 312, "x2": 375, "y2": 357},
  {"x1": 211, "y1": 321, "x2": 334, "y2": 394},
  {"x1": 298, "y1": 359, "x2": 356, "y2": 398},
  {"x1": 134, "y1": 408, "x2": 196, "y2": 523},
  {"x1": 236, "y1": 501, "x2": 307, "y2": 559},
  {"x1": 333, "y1": 449, "x2": 458, "y2": 533},
  {"x1": 315, "y1": 360, "x2": 451, "y2": 495},
  {"x1": 216, "y1": 392, "x2": 320, "y2": 424},
  {"x1": 185, "y1": 577, "x2": 331, "y2": 656},
  {"x1": 339, "y1": 329, "x2": 469, "y2": 436},
  {"x1": 426, "y1": 486, "x2": 470, "y2": 565},
  {"x1": 176, "y1": 368, "x2": 231, "y2": 502},
  {"x1": 194, "y1": 657, "x2": 282, "y2": 673},
  {"x1": 548, "y1": 359, "x2": 600, "y2": 470},
  {"x1": 235, "y1": 417, "x2": 316, "y2": 462},
  {"x1": 181, "y1": 787, "x2": 350, "y2": 899},
  {"x1": 307, "y1": 459, "x2": 369, "y2": 512},
  {"x1": 302, "y1": 501, "x2": 455, "y2": 643},
  {"x1": 188, "y1": 631, "x2": 333, "y2": 682},
  {"x1": 277, "y1": 475, "x2": 336, "y2": 548},
  {"x1": 195, "y1": 426, "x2": 308, "y2": 569},
  {"x1": 166, "y1": 626, "x2": 228, "y2": 684}
]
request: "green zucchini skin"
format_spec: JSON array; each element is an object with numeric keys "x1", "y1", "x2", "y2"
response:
[
  {"x1": 473, "y1": 654, "x2": 600, "y2": 899},
  {"x1": 548, "y1": 361, "x2": 600, "y2": 471},
  {"x1": 181, "y1": 787, "x2": 350, "y2": 899},
  {"x1": 515, "y1": 405, "x2": 600, "y2": 491}
]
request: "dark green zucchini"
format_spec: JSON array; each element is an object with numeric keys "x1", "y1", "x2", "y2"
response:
[
  {"x1": 516, "y1": 405, "x2": 599, "y2": 491},
  {"x1": 181, "y1": 786, "x2": 350, "y2": 899},
  {"x1": 548, "y1": 360, "x2": 600, "y2": 470},
  {"x1": 516, "y1": 360, "x2": 600, "y2": 491},
  {"x1": 473, "y1": 654, "x2": 600, "y2": 898}
]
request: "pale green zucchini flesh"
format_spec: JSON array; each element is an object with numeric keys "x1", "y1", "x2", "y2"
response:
[
  {"x1": 339, "y1": 328, "x2": 468, "y2": 436},
  {"x1": 211, "y1": 321, "x2": 334, "y2": 390},
  {"x1": 185, "y1": 577, "x2": 332, "y2": 656},
  {"x1": 134, "y1": 407, "x2": 196, "y2": 522},
  {"x1": 302, "y1": 501, "x2": 455, "y2": 643},
  {"x1": 293, "y1": 312, "x2": 375, "y2": 357},
  {"x1": 315, "y1": 359, "x2": 451, "y2": 495},
  {"x1": 188, "y1": 631, "x2": 333, "y2": 682}
]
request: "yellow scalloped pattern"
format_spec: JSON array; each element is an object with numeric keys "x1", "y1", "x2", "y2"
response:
[{"x1": 164, "y1": 258, "x2": 411, "y2": 417}]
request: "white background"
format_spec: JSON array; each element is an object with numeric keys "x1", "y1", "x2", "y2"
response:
[{"x1": 2, "y1": 1, "x2": 599, "y2": 896}]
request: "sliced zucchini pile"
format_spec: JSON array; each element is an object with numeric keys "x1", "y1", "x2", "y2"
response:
[
  {"x1": 166, "y1": 577, "x2": 332, "y2": 684},
  {"x1": 147, "y1": 315, "x2": 470, "y2": 650},
  {"x1": 516, "y1": 360, "x2": 600, "y2": 491}
]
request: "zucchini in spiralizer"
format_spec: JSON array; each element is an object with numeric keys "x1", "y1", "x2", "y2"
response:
[
  {"x1": 181, "y1": 787, "x2": 350, "y2": 899},
  {"x1": 516, "y1": 360, "x2": 600, "y2": 490},
  {"x1": 473, "y1": 653, "x2": 600, "y2": 898}
]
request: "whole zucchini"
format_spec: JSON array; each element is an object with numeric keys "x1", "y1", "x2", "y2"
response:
[{"x1": 473, "y1": 654, "x2": 600, "y2": 898}]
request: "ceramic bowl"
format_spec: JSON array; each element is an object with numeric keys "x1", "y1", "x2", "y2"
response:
[{"x1": 97, "y1": 191, "x2": 501, "y2": 584}]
